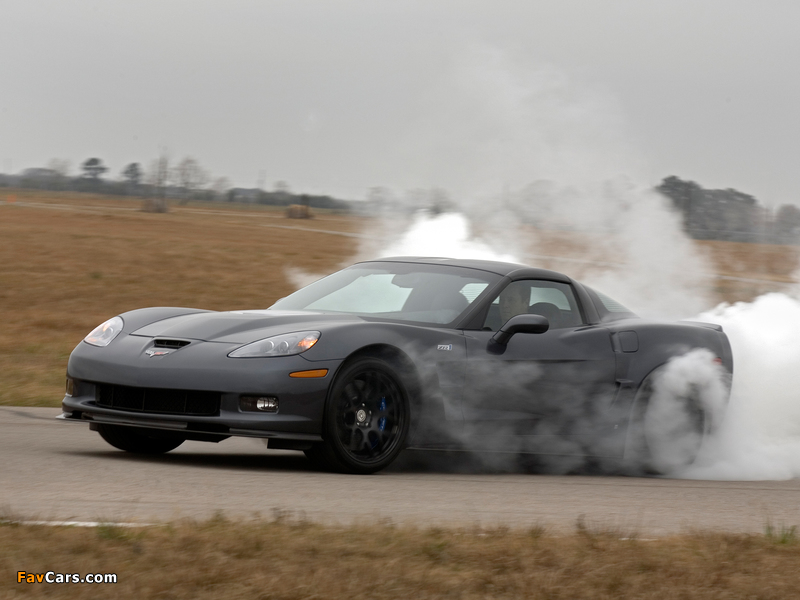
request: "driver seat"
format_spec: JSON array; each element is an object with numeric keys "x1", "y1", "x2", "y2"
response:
[{"x1": 528, "y1": 302, "x2": 561, "y2": 329}]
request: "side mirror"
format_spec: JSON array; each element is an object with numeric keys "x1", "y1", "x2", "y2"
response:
[{"x1": 490, "y1": 314, "x2": 549, "y2": 346}]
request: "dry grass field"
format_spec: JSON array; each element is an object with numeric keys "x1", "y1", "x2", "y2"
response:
[
  {"x1": 1, "y1": 189, "x2": 797, "y2": 407},
  {"x1": 2, "y1": 517, "x2": 800, "y2": 599}
]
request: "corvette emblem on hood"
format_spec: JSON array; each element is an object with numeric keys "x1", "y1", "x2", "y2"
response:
[{"x1": 145, "y1": 349, "x2": 173, "y2": 357}]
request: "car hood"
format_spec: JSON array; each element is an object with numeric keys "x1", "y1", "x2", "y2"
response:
[{"x1": 129, "y1": 310, "x2": 362, "y2": 344}]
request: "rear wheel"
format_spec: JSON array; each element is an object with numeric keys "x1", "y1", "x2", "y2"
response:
[
  {"x1": 310, "y1": 357, "x2": 411, "y2": 474},
  {"x1": 96, "y1": 424, "x2": 185, "y2": 454},
  {"x1": 635, "y1": 374, "x2": 707, "y2": 474}
]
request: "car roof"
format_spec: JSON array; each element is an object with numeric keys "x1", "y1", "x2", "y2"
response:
[{"x1": 361, "y1": 256, "x2": 572, "y2": 283}]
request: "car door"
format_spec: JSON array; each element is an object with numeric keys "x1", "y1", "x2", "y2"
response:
[{"x1": 461, "y1": 279, "x2": 617, "y2": 453}]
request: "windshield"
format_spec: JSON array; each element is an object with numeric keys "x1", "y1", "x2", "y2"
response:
[{"x1": 270, "y1": 262, "x2": 501, "y2": 326}]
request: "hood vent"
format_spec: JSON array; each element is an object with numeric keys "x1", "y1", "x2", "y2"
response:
[{"x1": 153, "y1": 339, "x2": 191, "y2": 349}]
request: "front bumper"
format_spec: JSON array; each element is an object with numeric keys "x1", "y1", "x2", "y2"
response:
[
  {"x1": 60, "y1": 335, "x2": 344, "y2": 442},
  {"x1": 59, "y1": 391, "x2": 324, "y2": 443}
]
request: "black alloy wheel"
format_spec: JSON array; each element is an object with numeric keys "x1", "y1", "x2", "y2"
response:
[
  {"x1": 309, "y1": 357, "x2": 410, "y2": 474},
  {"x1": 96, "y1": 424, "x2": 185, "y2": 454}
]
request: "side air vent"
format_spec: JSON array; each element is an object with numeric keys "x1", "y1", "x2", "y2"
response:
[{"x1": 153, "y1": 339, "x2": 191, "y2": 349}]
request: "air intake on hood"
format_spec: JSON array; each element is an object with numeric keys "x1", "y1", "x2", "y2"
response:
[{"x1": 153, "y1": 339, "x2": 191, "y2": 349}]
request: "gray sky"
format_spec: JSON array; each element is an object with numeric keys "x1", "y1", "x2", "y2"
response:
[{"x1": 2, "y1": 0, "x2": 799, "y2": 205}]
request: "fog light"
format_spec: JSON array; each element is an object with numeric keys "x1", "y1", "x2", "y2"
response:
[
  {"x1": 257, "y1": 397, "x2": 278, "y2": 411},
  {"x1": 65, "y1": 377, "x2": 75, "y2": 397},
  {"x1": 240, "y1": 395, "x2": 279, "y2": 413}
]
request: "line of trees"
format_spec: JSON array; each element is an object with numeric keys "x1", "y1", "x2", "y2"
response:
[
  {"x1": 0, "y1": 155, "x2": 351, "y2": 213},
  {"x1": 656, "y1": 176, "x2": 800, "y2": 244},
  {"x1": 0, "y1": 155, "x2": 225, "y2": 204},
  {"x1": 2, "y1": 159, "x2": 799, "y2": 243}
]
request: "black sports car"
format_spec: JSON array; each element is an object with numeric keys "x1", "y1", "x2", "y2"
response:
[{"x1": 59, "y1": 257, "x2": 733, "y2": 474}]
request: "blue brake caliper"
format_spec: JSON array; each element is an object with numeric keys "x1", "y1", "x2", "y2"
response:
[
  {"x1": 378, "y1": 397, "x2": 387, "y2": 432},
  {"x1": 370, "y1": 397, "x2": 387, "y2": 450}
]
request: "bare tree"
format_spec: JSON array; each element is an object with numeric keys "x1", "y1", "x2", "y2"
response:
[
  {"x1": 211, "y1": 176, "x2": 231, "y2": 201},
  {"x1": 774, "y1": 204, "x2": 800, "y2": 242},
  {"x1": 366, "y1": 186, "x2": 396, "y2": 214},
  {"x1": 46, "y1": 158, "x2": 71, "y2": 190},
  {"x1": 174, "y1": 156, "x2": 209, "y2": 204},
  {"x1": 47, "y1": 158, "x2": 71, "y2": 177},
  {"x1": 121, "y1": 163, "x2": 142, "y2": 196},
  {"x1": 144, "y1": 152, "x2": 170, "y2": 212}
]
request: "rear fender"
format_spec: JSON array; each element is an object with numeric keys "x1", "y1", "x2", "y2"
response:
[{"x1": 613, "y1": 323, "x2": 733, "y2": 387}]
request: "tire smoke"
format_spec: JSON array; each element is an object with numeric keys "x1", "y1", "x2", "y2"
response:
[
  {"x1": 679, "y1": 294, "x2": 800, "y2": 480},
  {"x1": 643, "y1": 349, "x2": 730, "y2": 476},
  {"x1": 376, "y1": 207, "x2": 799, "y2": 481},
  {"x1": 284, "y1": 47, "x2": 799, "y2": 479}
]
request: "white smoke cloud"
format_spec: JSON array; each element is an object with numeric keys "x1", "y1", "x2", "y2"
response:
[
  {"x1": 381, "y1": 211, "x2": 518, "y2": 263},
  {"x1": 284, "y1": 45, "x2": 800, "y2": 481},
  {"x1": 353, "y1": 45, "x2": 713, "y2": 319},
  {"x1": 644, "y1": 349, "x2": 730, "y2": 475},
  {"x1": 377, "y1": 209, "x2": 800, "y2": 481},
  {"x1": 518, "y1": 180, "x2": 713, "y2": 319},
  {"x1": 284, "y1": 210, "x2": 520, "y2": 291},
  {"x1": 680, "y1": 294, "x2": 800, "y2": 480},
  {"x1": 385, "y1": 45, "x2": 645, "y2": 198}
]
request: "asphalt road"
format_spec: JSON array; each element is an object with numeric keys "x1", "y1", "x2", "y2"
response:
[{"x1": 2, "y1": 406, "x2": 799, "y2": 536}]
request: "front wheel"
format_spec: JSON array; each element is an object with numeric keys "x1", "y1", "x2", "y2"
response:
[
  {"x1": 96, "y1": 424, "x2": 185, "y2": 454},
  {"x1": 312, "y1": 357, "x2": 411, "y2": 474}
]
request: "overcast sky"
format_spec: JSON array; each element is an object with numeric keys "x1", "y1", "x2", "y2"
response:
[{"x1": 2, "y1": 0, "x2": 799, "y2": 205}]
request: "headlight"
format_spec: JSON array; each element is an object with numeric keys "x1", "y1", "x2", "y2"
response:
[
  {"x1": 228, "y1": 331, "x2": 320, "y2": 358},
  {"x1": 83, "y1": 316, "x2": 124, "y2": 347}
]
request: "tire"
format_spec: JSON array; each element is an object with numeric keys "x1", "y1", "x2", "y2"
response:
[
  {"x1": 312, "y1": 357, "x2": 411, "y2": 474},
  {"x1": 96, "y1": 424, "x2": 185, "y2": 454},
  {"x1": 635, "y1": 373, "x2": 707, "y2": 475},
  {"x1": 303, "y1": 444, "x2": 335, "y2": 472}
]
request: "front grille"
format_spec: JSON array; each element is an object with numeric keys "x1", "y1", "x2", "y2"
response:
[{"x1": 95, "y1": 383, "x2": 220, "y2": 416}]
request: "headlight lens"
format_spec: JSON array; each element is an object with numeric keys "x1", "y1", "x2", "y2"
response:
[
  {"x1": 83, "y1": 316, "x2": 124, "y2": 347},
  {"x1": 228, "y1": 331, "x2": 320, "y2": 358}
]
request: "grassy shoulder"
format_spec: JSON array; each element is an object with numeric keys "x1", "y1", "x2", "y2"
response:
[{"x1": 2, "y1": 517, "x2": 800, "y2": 599}]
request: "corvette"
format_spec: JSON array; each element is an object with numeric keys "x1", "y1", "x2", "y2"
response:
[{"x1": 59, "y1": 257, "x2": 733, "y2": 474}]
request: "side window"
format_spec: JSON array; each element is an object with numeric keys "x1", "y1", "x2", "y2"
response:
[{"x1": 483, "y1": 280, "x2": 584, "y2": 331}]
